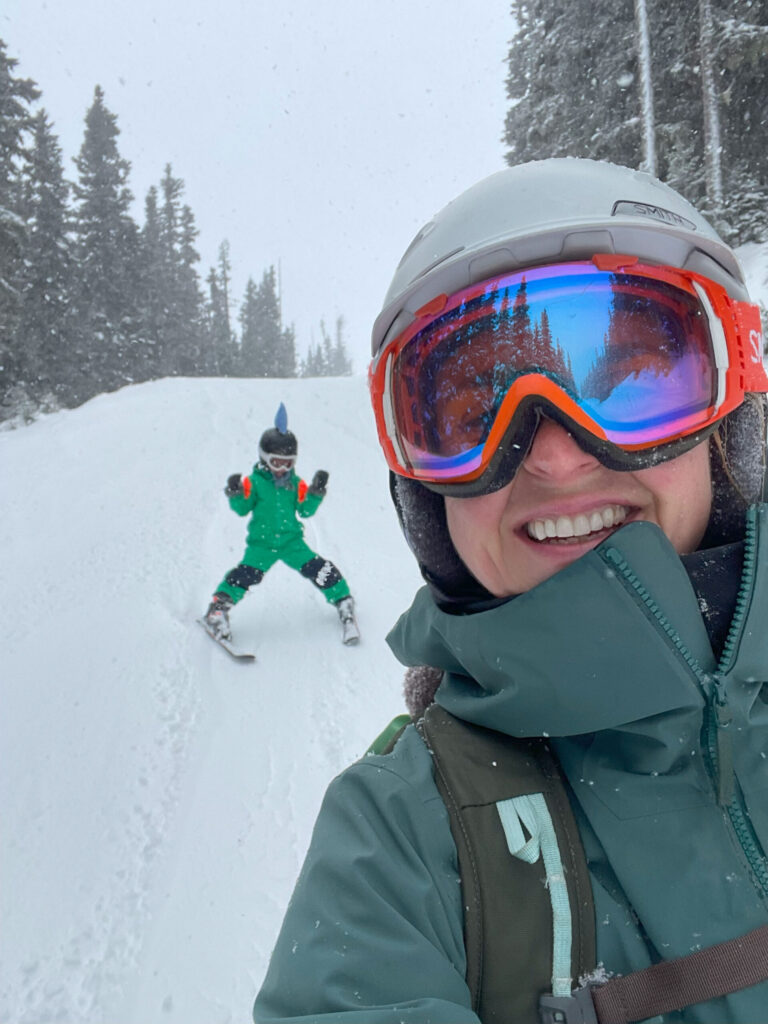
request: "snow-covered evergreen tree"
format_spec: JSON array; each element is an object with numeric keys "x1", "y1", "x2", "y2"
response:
[
  {"x1": 504, "y1": 0, "x2": 641, "y2": 167},
  {"x1": 239, "y1": 266, "x2": 296, "y2": 378},
  {"x1": 714, "y1": 0, "x2": 768, "y2": 242},
  {"x1": 238, "y1": 275, "x2": 260, "y2": 376},
  {"x1": 0, "y1": 39, "x2": 39, "y2": 416},
  {"x1": 301, "y1": 339, "x2": 326, "y2": 377},
  {"x1": 503, "y1": 0, "x2": 768, "y2": 246},
  {"x1": 0, "y1": 40, "x2": 350, "y2": 418},
  {"x1": 327, "y1": 316, "x2": 353, "y2": 375},
  {"x1": 649, "y1": 2, "x2": 703, "y2": 203},
  {"x1": 205, "y1": 244, "x2": 236, "y2": 376},
  {"x1": 18, "y1": 109, "x2": 77, "y2": 406},
  {"x1": 137, "y1": 185, "x2": 164, "y2": 378},
  {"x1": 178, "y1": 204, "x2": 205, "y2": 360},
  {"x1": 72, "y1": 86, "x2": 142, "y2": 398},
  {"x1": 153, "y1": 164, "x2": 205, "y2": 375},
  {"x1": 275, "y1": 321, "x2": 297, "y2": 378},
  {"x1": 300, "y1": 316, "x2": 352, "y2": 377}
]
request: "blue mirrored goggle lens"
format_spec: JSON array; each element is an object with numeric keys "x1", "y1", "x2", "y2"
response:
[{"x1": 390, "y1": 263, "x2": 717, "y2": 476}]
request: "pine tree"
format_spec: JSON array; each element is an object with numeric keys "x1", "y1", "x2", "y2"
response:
[
  {"x1": 301, "y1": 317, "x2": 352, "y2": 376},
  {"x1": 18, "y1": 109, "x2": 77, "y2": 405},
  {"x1": 713, "y1": 0, "x2": 768, "y2": 242},
  {"x1": 275, "y1": 321, "x2": 297, "y2": 378},
  {"x1": 152, "y1": 164, "x2": 205, "y2": 375},
  {"x1": 503, "y1": 0, "x2": 768, "y2": 247},
  {"x1": 239, "y1": 266, "x2": 296, "y2": 377},
  {"x1": 300, "y1": 339, "x2": 326, "y2": 376},
  {"x1": 137, "y1": 184, "x2": 164, "y2": 378},
  {"x1": 238, "y1": 275, "x2": 261, "y2": 375},
  {"x1": 504, "y1": 0, "x2": 641, "y2": 168},
  {"x1": 321, "y1": 322, "x2": 334, "y2": 375},
  {"x1": 0, "y1": 39, "x2": 40, "y2": 416},
  {"x1": 205, "y1": 244, "x2": 236, "y2": 375},
  {"x1": 650, "y1": 3, "x2": 706, "y2": 204},
  {"x1": 176, "y1": 203, "x2": 206, "y2": 373},
  {"x1": 72, "y1": 85, "x2": 141, "y2": 398},
  {"x1": 327, "y1": 316, "x2": 353, "y2": 375}
]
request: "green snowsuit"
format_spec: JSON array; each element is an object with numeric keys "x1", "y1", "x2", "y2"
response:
[
  {"x1": 214, "y1": 464, "x2": 350, "y2": 605},
  {"x1": 253, "y1": 510, "x2": 768, "y2": 1023}
]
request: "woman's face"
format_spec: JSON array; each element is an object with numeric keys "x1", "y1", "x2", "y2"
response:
[{"x1": 445, "y1": 419, "x2": 712, "y2": 597}]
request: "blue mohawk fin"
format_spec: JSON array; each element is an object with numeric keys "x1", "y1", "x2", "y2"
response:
[{"x1": 275, "y1": 402, "x2": 288, "y2": 434}]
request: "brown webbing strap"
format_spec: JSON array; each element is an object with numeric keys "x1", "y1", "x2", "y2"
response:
[{"x1": 591, "y1": 924, "x2": 768, "y2": 1024}]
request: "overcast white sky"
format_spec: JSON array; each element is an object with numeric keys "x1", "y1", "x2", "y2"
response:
[{"x1": 3, "y1": 0, "x2": 514, "y2": 371}]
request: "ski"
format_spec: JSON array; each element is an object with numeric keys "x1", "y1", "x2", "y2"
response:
[{"x1": 197, "y1": 619, "x2": 256, "y2": 661}]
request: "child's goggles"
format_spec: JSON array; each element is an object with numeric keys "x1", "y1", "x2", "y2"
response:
[
  {"x1": 264, "y1": 454, "x2": 296, "y2": 471},
  {"x1": 370, "y1": 256, "x2": 768, "y2": 495}
]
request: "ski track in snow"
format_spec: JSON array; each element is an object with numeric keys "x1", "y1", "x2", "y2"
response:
[
  {"x1": 3, "y1": 626, "x2": 200, "y2": 1023},
  {"x1": 1, "y1": 376, "x2": 415, "y2": 1024}
]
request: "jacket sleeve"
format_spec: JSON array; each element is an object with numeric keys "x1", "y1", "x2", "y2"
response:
[
  {"x1": 253, "y1": 729, "x2": 479, "y2": 1024},
  {"x1": 228, "y1": 474, "x2": 259, "y2": 517},
  {"x1": 296, "y1": 482, "x2": 323, "y2": 520}
]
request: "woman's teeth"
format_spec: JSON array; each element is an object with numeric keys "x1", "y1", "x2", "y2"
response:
[{"x1": 526, "y1": 505, "x2": 628, "y2": 542}]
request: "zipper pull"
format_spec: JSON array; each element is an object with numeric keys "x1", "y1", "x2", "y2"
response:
[{"x1": 712, "y1": 673, "x2": 734, "y2": 807}]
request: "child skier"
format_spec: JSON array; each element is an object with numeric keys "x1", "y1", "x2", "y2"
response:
[{"x1": 202, "y1": 404, "x2": 359, "y2": 647}]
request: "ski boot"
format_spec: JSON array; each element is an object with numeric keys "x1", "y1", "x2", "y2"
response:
[
  {"x1": 203, "y1": 592, "x2": 234, "y2": 641},
  {"x1": 335, "y1": 595, "x2": 360, "y2": 646}
]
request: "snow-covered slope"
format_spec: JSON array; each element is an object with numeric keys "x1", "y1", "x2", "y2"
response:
[{"x1": 0, "y1": 375, "x2": 421, "y2": 1024}]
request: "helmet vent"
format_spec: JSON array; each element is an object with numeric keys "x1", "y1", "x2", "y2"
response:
[
  {"x1": 396, "y1": 220, "x2": 437, "y2": 269},
  {"x1": 413, "y1": 245, "x2": 465, "y2": 282}
]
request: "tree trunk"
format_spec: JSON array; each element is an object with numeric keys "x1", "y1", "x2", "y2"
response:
[
  {"x1": 699, "y1": 0, "x2": 723, "y2": 214},
  {"x1": 634, "y1": 0, "x2": 656, "y2": 175}
]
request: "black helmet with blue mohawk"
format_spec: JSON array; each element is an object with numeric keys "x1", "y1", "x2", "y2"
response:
[{"x1": 259, "y1": 402, "x2": 298, "y2": 461}]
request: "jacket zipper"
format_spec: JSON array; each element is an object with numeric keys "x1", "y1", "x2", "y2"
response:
[
  {"x1": 601, "y1": 509, "x2": 768, "y2": 902},
  {"x1": 710, "y1": 507, "x2": 768, "y2": 898}
]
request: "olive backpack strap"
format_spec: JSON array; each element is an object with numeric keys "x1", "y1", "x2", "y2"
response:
[{"x1": 417, "y1": 703, "x2": 596, "y2": 1024}]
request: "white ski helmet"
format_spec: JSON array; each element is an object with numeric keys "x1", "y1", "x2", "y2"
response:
[{"x1": 373, "y1": 157, "x2": 749, "y2": 359}]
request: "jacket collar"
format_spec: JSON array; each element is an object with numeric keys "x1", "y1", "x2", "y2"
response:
[{"x1": 388, "y1": 519, "x2": 727, "y2": 739}]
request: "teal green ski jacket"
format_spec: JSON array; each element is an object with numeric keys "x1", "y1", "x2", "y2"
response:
[
  {"x1": 230, "y1": 465, "x2": 322, "y2": 550},
  {"x1": 254, "y1": 509, "x2": 768, "y2": 1023}
]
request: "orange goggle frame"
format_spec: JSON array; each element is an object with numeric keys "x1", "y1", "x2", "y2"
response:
[{"x1": 369, "y1": 256, "x2": 768, "y2": 492}]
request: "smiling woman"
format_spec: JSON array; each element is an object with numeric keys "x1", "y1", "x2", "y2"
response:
[{"x1": 254, "y1": 159, "x2": 768, "y2": 1024}]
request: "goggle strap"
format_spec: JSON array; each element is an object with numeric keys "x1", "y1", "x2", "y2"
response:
[{"x1": 733, "y1": 301, "x2": 768, "y2": 392}]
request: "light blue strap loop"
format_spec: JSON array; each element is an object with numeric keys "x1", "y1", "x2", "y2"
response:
[{"x1": 497, "y1": 793, "x2": 573, "y2": 997}]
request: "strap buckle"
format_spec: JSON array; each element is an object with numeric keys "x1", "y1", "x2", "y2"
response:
[{"x1": 539, "y1": 986, "x2": 599, "y2": 1024}]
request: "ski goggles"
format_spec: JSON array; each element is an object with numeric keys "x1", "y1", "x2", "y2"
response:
[
  {"x1": 370, "y1": 256, "x2": 768, "y2": 495},
  {"x1": 263, "y1": 454, "x2": 296, "y2": 471}
]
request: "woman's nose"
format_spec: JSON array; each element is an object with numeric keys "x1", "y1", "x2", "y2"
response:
[{"x1": 522, "y1": 418, "x2": 601, "y2": 481}]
